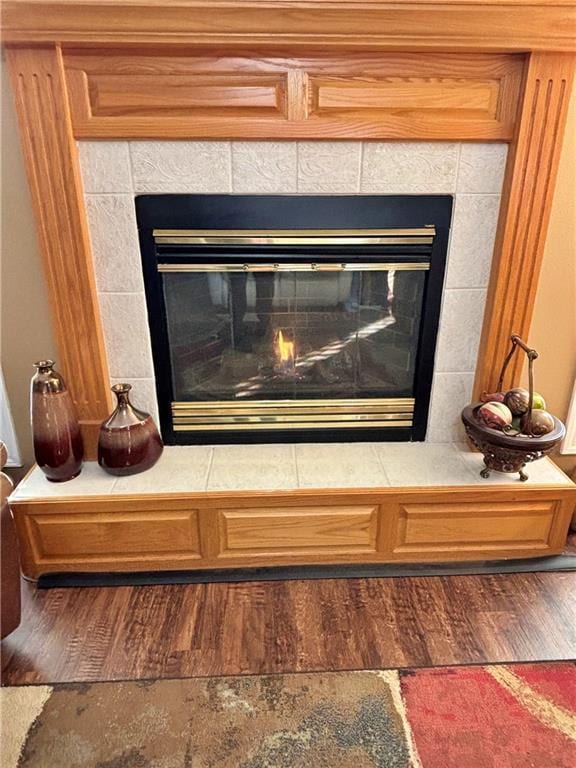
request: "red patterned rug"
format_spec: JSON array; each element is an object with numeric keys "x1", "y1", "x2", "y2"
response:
[{"x1": 2, "y1": 662, "x2": 575, "y2": 767}]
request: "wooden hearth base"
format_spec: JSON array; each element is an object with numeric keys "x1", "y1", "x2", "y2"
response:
[{"x1": 9, "y1": 446, "x2": 576, "y2": 580}]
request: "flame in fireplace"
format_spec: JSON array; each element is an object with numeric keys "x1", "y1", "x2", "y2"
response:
[
  {"x1": 235, "y1": 314, "x2": 397, "y2": 398},
  {"x1": 276, "y1": 330, "x2": 295, "y2": 365}
]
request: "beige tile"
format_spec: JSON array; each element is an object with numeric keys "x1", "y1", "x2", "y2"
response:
[
  {"x1": 78, "y1": 141, "x2": 132, "y2": 193},
  {"x1": 112, "y1": 447, "x2": 213, "y2": 494},
  {"x1": 296, "y1": 443, "x2": 389, "y2": 488},
  {"x1": 361, "y1": 142, "x2": 459, "y2": 193},
  {"x1": 109, "y1": 378, "x2": 160, "y2": 431},
  {"x1": 10, "y1": 463, "x2": 116, "y2": 501},
  {"x1": 86, "y1": 195, "x2": 144, "y2": 293},
  {"x1": 232, "y1": 142, "x2": 297, "y2": 193},
  {"x1": 99, "y1": 292, "x2": 155, "y2": 379},
  {"x1": 435, "y1": 289, "x2": 487, "y2": 373},
  {"x1": 375, "y1": 442, "x2": 475, "y2": 486},
  {"x1": 457, "y1": 143, "x2": 508, "y2": 194},
  {"x1": 130, "y1": 141, "x2": 231, "y2": 193},
  {"x1": 427, "y1": 372, "x2": 475, "y2": 443},
  {"x1": 459, "y1": 450, "x2": 575, "y2": 485},
  {"x1": 297, "y1": 142, "x2": 361, "y2": 193},
  {"x1": 208, "y1": 444, "x2": 297, "y2": 491},
  {"x1": 446, "y1": 195, "x2": 501, "y2": 288}
]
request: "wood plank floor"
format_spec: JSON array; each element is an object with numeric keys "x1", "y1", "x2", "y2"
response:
[{"x1": 2, "y1": 572, "x2": 575, "y2": 686}]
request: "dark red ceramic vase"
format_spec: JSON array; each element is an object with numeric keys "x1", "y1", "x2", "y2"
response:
[
  {"x1": 31, "y1": 360, "x2": 84, "y2": 482},
  {"x1": 98, "y1": 384, "x2": 163, "y2": 476}
]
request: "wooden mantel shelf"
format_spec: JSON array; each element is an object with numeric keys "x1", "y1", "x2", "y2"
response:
[{"x1": 2, "y1": 0, "x2": 576, "y2": 51}]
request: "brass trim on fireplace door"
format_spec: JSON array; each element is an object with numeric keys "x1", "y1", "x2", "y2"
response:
[
  {"x1": 171, "y1": 398, "x2": 414, "y2": 431},
  {"x1": 158, "y1": 262, "x2": 430, "y2": 273},
  {"x1": 153, "y1": 228, "x2": 435, "y2": 246}
]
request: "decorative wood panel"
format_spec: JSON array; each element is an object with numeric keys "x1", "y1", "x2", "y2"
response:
[
  {"x1": 10, "y1": 486, "x2": 576, "y2": 578},
  {"x1": 217, "y1": 506, "x2": 379, "y2": 555},
  {"x1": 474, "y1": 52, "x2": 576, "y2": 396},
  {"x1": 28, "y1": 510, "x2": 201, "y2": 557},
  {"x1": 64, "y1": 51, "x2": 524, "y2": 140},
  {"x1": 2, "y1": 1, "x2": 576, "y2": 53},
  {"x1": 5, "y1": 46, "x2": 112, "y2": 457},
  {"x1": 393, "y1": 500, "x2": 558, "y2": 554}
]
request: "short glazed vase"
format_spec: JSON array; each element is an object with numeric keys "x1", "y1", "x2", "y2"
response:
[
  {"x1": 98, "y1": 384, "x2": 163, "y2": 476},
  {"x1": 31, "y1": 360, "x2": 84, "y2": 482}
]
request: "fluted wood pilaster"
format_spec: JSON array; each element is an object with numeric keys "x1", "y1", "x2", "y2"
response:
[
  {"x1": 6, "y1": 45, "x2": 112, "y2": 456},
  {"x1": 475, "y1": 52, "x2": 575, "y2": 396}
]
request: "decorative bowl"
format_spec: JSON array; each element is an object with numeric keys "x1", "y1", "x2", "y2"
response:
[{"x1": 461, "y1": 404, "x2": 565, "y2": 481}]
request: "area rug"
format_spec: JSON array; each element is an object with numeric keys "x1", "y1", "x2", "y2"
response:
[{"x1": 2, "y1": 662, "x2": 575, "y2": 767}]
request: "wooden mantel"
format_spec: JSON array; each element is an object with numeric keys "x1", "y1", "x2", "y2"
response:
[
  {"x1": 2, "y1": 0, "x2": 575, "y2": 455},
  {"x1": 2, "y1": 0, "x2": 576, "y2": 51}
]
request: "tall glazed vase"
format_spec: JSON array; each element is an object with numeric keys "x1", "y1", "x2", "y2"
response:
[
  {"x1": 31, "y1": 360, "x2": 84, "y2": 482},
  {"x1": 98, "y1": 384, "x2": 163, "y2": 476}
]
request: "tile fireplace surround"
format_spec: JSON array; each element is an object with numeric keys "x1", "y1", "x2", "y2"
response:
[{"x1": 80, "y1": 140, "x2": 506, "y2": 443}]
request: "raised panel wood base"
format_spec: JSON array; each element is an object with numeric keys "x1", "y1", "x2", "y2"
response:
[{"x1": 10, "y1": 486, "x2": 575, "y2": 580}]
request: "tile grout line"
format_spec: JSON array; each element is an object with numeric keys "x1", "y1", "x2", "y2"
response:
[
  {"x1": 357, "y1": 141, "x2": 364, "y2": 193},
  {"x1": 454, "y1": 141, "x2": 463, "y2": 194},
  {"x1": 295, "y1": 141, "x2": 300, "y2": 193},
  {"x1": 127, "y1": 140, "x2": 136, "y2": 195},
  {"x1": 292, "y1": 443, "x2": 301, "y2": 489},
  {"x1": 204, "y1": 447, "x2": 216, "y2": 491},
  {"x1": 84, "y1": 192, "x2": 135, "y2": 198},
  {"x1": 370, "y1": 443, "x2": 391, "y2": 487},
  {"x1": 228, "y1": 141, "x2": 234, "y2": 193}
]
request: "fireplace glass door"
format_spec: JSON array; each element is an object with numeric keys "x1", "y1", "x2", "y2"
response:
[
  {"x1": 161, "y1": 261, "x2": 426, "y2": 432},
  {"x1": 137, "y1": 195, "x2": 451, "y2": 443}
]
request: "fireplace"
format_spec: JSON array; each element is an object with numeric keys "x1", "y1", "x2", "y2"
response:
[{"x1": 137, "y1": 195, "x2": 451, "y2": 444}]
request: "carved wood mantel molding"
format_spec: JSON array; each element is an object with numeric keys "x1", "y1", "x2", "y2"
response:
[
  {"x1": 2, "y1": 1, "x2": 575, "y2": 454},
  {"x1": 2, "y1": 0, "x2": 576, "y2": 52}
]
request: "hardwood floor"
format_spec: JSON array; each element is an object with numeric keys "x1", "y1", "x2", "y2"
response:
[{"x1": 2, "y1": 572, "x2": 575, "y2": 686}]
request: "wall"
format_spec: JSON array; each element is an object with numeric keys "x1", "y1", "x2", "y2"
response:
[
  {"x1": 1, "y1": 59, "x2": 57, "y2": 469},
  {"x1": 1, "y1": 64, "x2": 574, "y2": 468}
]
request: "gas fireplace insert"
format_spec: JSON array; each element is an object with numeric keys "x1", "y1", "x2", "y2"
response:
[{"x1": 137, "y1": 195, "x2": 452, "y2": 444}]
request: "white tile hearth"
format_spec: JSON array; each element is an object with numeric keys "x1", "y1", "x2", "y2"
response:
[
  {"x1": 130, "y1": 141, "x2": 231, "y2": 193},
  {"x1": 374, "y1": 442, "x2": 476, "y2": 486},
  {"x1": 435, "y1": 289, "x2": 487, "y2": 373},
  {"x1": 99, "y1": 292, "x2": 155, "y2": 380},
  {"x1": 79, "y1": 141, "x2": 133, "y2": 194},
  {"x1": 85, "y1": 195, "x2": 144, "y2": 293},
  {"x1": 77, "y1": 140, "x2": 509, "y2": 441},
  {"x1": 207, "y1": 444, "x2": 298, "y2": 491},
  {"x1": 296, "y1": 443, "x2": 388, "y2": 488},
  {"x1": 232, "y1": 142, "x2": 297, "y2": 193},
  {"x1": 459, "y1": 450, "x2": 574, "y2": 485},
  {"x1": 112, "y1": 446, "x2": 212, "y2": 494},
  {"x1": 360, "y1": 142, "x2": 459, "y2": 193},
  {"x1": 297, "y1": 142, "x2": 362, "y2": 193},
  {"x1": 457, "y1": 143, "x2": 508, "y2": 194},
  {"x1": 10, "y1": 444, "x2": 573, "y2": 502},
  {"x1": 12, "y1": 462, "x2": 117, "y2": 499}
]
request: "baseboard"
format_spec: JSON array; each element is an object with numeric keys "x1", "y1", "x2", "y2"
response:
[{"x1": 37, "y1": 554, "x2": 576, "y2": 588}]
